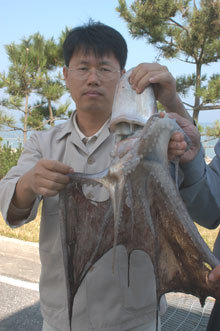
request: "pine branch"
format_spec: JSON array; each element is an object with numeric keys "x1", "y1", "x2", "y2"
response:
[
  {"x1": 175, "y1": 56, "x2": 196, "y2": 64},
  {"x1": 29, "y1": 103, "x2": 46, "y2": 112},
  {"x1": 202, "y1": 137, "x2": 217, "y2": 143},
  {"x1": 2, "y1": 125, "x2": 24, "y2": 131},
  {"x1": 28, "y1": 115, "x2": 68, "y2": 131},
  {"x1": 168, "y1": 18, "x2": 189, "y2": 35},
  {"x1": 199, "y1": 105, "x2": 220, "y2": 111}
]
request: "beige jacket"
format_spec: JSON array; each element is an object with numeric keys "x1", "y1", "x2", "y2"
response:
[{"x1": 0, "y1": 113, "x2": 166, "y2": 331}]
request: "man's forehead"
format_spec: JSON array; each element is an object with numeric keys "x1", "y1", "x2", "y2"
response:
[{"x1": 71, "y1": 49, "x2": 118, "y2": 65}]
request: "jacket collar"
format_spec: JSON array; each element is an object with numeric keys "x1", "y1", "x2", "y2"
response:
[
  {"x1": 55, "y1": 111, "x2": 76, "y2": 142},
  {"x1": 55, "y1": 110, "x2": 111, "y2": 151}
]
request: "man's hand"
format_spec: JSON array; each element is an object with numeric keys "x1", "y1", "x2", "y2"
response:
[
  {"x1": 208, "y1": 265, "x2": 220, "y2": 298},
  {"x1": 166, "y1": 113, "x2": 201, "y2": 163},
  {"x1": 12, "y1": 159, "x2": 74, "y2": 209},
  {"x1": 129, "y1": 63, "x2": 193, "y2": 122},
  {"x1": 26, "y1": 159, "x2": 73, "y2": 197},
  {"x1": 129, "y1": 63, "x2": 176, "y2": 102}
]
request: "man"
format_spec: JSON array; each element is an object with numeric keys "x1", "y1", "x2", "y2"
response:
[
  {"x1": 169, "y1": 114, "x2": 220, "y2": 330},
  {"x1": 0, "y1": 22, "x2": 191, "y2": 331}
]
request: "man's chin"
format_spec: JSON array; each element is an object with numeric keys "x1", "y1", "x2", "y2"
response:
[{"x1": 80, "y1": 105, "x2": 108, "y2": 114}]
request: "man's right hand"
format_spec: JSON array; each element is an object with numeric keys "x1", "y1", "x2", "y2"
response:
[{"x1": 12, "y1": 159, "x2": 74, "y2": 210}]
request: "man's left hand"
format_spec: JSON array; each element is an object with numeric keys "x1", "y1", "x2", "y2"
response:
[
  {"x1": 167, "y1": 113, "x2": 201, "y2": 163},
  {"x1": 208, "y1": 265, "x2": 220, "y2": 298},
  {"x1": 129, "y1": 63, "x2": 193, "y2": 122},
  {"x1": 129, "y1": 63, "x2": 177, "y2": 107}
]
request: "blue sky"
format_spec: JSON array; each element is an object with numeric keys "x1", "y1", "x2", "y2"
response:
[{"x1": 0, "y1": 0, "x2": 219, "y2": 122}]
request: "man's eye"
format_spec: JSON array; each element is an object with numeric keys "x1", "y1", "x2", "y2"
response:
[
  {"x1": 100, "y1": 67, "x2": 111, "y2": 72},
  {"x1": 78, "y1": 67, "x2": 88, "y2": 71}
]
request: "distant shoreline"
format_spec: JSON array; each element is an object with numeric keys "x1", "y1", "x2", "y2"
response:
[{"x1": 0, "y1": 122, "x2": 218, "y2": 159}]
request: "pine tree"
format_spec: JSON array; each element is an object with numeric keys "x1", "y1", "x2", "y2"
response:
[
  {"x1": 0, "y1": 32, "x2": 71, "y2": 143},
  {"x1": 0, "y1": 110, "x2": 14, "y2": 128},
  {"x1": 117, "y1": 0, "x2": 220, "y2": 122}
]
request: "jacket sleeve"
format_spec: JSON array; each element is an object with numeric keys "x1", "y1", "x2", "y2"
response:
[
  {"x1": 0, "y1": 133, "x2": 42, "y2": 227},
  {"x1": 179, "y1": 139, "x2": 220, "y2": 229}
]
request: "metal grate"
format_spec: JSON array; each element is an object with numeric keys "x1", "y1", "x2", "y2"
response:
[{"x1": 161, "y1": 293, "x2": 215, "y2": 331}]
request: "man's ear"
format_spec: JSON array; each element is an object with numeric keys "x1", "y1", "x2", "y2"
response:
[
  {"x1": 121, "y1": 69, "x2": 126, "y2": 77},
  {"x1": 63, "y1": 66, "x2": 69, "y2": 88}
]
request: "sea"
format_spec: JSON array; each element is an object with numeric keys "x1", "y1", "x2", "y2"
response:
[{"x1": 0, "y1": 123, "x2": 218, "y2": 159}]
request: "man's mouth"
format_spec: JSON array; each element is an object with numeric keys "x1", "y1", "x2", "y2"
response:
[{"x1": 84, "y1": 90, "x2": 102, "y2": 97}]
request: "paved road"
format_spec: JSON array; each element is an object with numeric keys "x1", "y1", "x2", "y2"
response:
[
  {"x1": 0, "y1": 236, "x2": 42, "y2": 331},
  {"x1": 0, "y1": 236, "x2": 215, "y2": 331},
  {"x1": 0, "y1": 282, "x2": 42, "y2": 331}
]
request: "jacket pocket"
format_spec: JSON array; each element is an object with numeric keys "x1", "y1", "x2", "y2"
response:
[
  {"x1": 39, "y1": 250, "x2": 66, "y2": 311},
  {"x1": 118, "y1": 248, "x2": 157, "y2": 312},
  {"x1": 85, "y1": 246, "x2": 157, "y2": 329},
  {"x1": 85, "y1": 247, "x2": 124, "y2": 328}
]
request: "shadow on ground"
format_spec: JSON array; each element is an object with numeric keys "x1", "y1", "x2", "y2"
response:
[{"x1": 0, "y1": 302, "x2": 43, "y2": 331}]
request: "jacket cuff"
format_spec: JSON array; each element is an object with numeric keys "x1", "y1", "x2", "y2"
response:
[
  {"x1": 1, "y1": 178, "x2": 41, "y2": 228},
  {"x1": 179, "y1": 147, "x2": 206, "y2": 187},
  {"x1": 6, "y1": 196, "x2": 41, "y2": 229},
  {"x1": 9, "y1": 201, "x2": 32, "y2": 216}
]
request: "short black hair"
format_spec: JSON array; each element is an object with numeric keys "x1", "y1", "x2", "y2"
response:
[{"x1": 63, "y1": 21, "x2": 128, "y2": 70}]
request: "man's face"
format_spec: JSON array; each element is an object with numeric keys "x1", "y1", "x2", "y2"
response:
[{"x1": 63, "y1": 50, "x2": 124, "y2": 118}]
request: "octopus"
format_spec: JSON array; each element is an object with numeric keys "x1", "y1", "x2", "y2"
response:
[{"x1": 59, "y1": 70, "x2": 220, "y2": 330}]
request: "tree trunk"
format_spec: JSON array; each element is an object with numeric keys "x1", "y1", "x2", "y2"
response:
[
  {"x1": 48, "y1": 100, "x2": 54, "y2": 127},
  {"x1": 193, "y1": 62, "x2": 202, "y2": 123},
  {"x1": 193, "y1": 108, "x2": 200, "y2": 123},
  {"x1": 23, "y1": 93, "x2": 29, "y2": 143}
]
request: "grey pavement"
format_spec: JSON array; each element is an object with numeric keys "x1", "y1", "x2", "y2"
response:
[
  {"x1": 0, "y1": 236, "x2": 40, "y2": 283},
  {"x1": 0, "y1": 236, "x2": 42, "y2": 331},
  {"x1": 0, "y1": 282, "x2": 42, "y2": 331},
  {"x1": 0, "y1": 236, "x2": 215, "y2": 330}
]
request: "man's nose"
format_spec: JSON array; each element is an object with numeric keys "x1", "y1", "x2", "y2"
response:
[{"x1": 87, "y1": 68, "x2": 101, "y2": 84}]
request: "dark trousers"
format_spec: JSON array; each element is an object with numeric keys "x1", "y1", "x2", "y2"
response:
[{"x1": 206, "y1": 301, "x2": 220, "y2": 331}]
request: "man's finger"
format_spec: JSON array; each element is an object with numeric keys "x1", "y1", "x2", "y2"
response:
[
  {"x1": 209, "y1": 266, "x2": 220, "y2": 282},
  {"x1": 39, "y1": 159, "x2": 74, "y2": 175}
]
